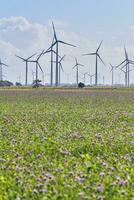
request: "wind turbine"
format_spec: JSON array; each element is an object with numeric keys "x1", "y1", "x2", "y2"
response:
[
  {"x1": 28, "y1": 50, "x2": 44, "y2": 85},
  {"x1": 116, "y1": 46, "x2": 134, "y2": 87},
  {"x1": 42, "y1": 46, "x2": 62, "y2": 86},
  {"x1": 120, "y1": 67, "x2": 133, "y2": 86},
  {"x1": 0, "y1": 59, "x2": 8, "y2": 81},
  {"x1": 88, "y1": 74, "x2": 95, "y2": 86},
  {"x1": 52, "y1": 22, "x2": 76, "y2": 86},
  {"x1": 72, "y1": 58, "x2": 84, "y2": 87},
  {"x1": 53, "y1": 55, "x2": 66, "y2": 86},
  {"x1": 15, "y1": 53, "x2": 36, "y2": 86},
  {"x1": 83, "y1": 40, "x2": 105, "y2": 86},
  {"x1": 59, "y1": 55, "x2": 66, "y2": 85},
  {"x1": 109, "y1": 63, "x2": 117, "y2": 86},
  {"x1": 81, "y1": 72, "x2": 88, "y2": 85}
]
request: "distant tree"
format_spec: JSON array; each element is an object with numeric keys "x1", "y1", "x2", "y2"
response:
[
  {"x1": 32, "y1": 79, "x2": 41, "y2": 84},
  {"x1": 16, "y1": 82, "x2": 22, "y2": 86},
  {"x1": 32, "y1": 79, "x2": 43, "y2": 88},
  {"x1": 0, "y1": 80, "x2": 13, "y2": 87},
  {"x1": 78, "y1": 82, "x2": 85, "y2": 88}
]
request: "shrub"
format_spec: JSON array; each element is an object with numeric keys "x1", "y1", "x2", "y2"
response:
[{"x1": 78, "y1": 82, "x2": 85, "y2": 88}]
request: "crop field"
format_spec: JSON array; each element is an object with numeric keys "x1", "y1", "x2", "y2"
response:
[{"x1": 0, "y1": 88, "x2": 134, "y2": 200}]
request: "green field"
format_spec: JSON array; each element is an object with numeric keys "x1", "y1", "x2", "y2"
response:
[{"x1": 0, "y1": 88, "x2": 134, "y2": 200}]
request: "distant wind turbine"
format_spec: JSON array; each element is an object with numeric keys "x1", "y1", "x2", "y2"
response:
[
  {"x1": 53, "y1": 55, "x2": 66, "y2": 85},
  {"x1": 28, "y1": 50, "x2": 44, "y2": 84},
  {"x1": 83, "y1": 40, "x2": 105, "y2": 86},
  {"x1": 109, "y1": 63, "x2": 117, "y2": 86},
  {"x1": 81, "y1": 72, "x2": 88, "y2": 85},
  {"x1": 15, "y1": 53, "x2": 36, "y2": 86},
  {"x1": 0, "y1": 59, "x2": 8, "y2": 81},
  {"x1": 116, "y1": 46, "x2": 134, "y2": 87},
  {"x1": 51, "y1": 22, "x2": 76, "y2": 86},
  {"x1": 72, "y1": 58, "x2": 84, "y2": 87},
  {"x1": 88, "y1": 73, "x2": 95, "y2": 86}
]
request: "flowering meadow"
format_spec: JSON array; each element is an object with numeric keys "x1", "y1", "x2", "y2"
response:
[{"x1": 0, "y1": 88, "x2": 134, "y2": 200}]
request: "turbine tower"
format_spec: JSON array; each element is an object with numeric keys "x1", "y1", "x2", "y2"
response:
[
  {"x1": 72, "y1": 58, "x2": 84, "y2": 87},
  {"x1": 0, "y1": 59, "x2": 8, "y2": 81},
  {"x1": 83, "y1": 40, "x2": 105, "y2": 86},
  {"x1": 52, "y1": 22, "x2": 76, "y2": 86},
  {"x1": 109, "y1": 63, "x2": 117, "y2": 86},
  {"x1": 15, "y1": 53, "x2": 36, "y2": 86}
]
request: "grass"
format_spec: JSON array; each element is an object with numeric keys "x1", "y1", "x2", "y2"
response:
[{"x1": 0, "y1": 88, "x2": 134, "y2": 200}]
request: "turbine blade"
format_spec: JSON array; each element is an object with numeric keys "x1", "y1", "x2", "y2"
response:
[
  {"x1": 37, "y1": 49, "x2": 45, "y2": 60},
  {"x1": 52, "y1": 50, "x2": 62, "y2": 59},
  {"x1": 109, "y1": 63, "x2": 113, "y2": 67},
  {"x1": 15, "y1": 55, "x2": 25, "y2": 61},
  {"x1": 75, "y1": 57, "x2": 77, "y2": 64},
  {"x1": 1, "y1": 63, "x2": 8, "y2": 67},
  {"x1": 58, "y1": 40, "x2": 76, "y2": 47},
  {"x1": 117, "y1": 59, "x2": 126, "y2": 67},
  {"x1": 124, "y1": 45, "x2": 128, "y2": 59},
  {"x1": 59, "y1": 55, "x2": 66, "y2": 63},
  {"x1": 60, "y1": 63, "x2": 64, "y2": 72},
  {"x1": 97, "y1": 40, "x2": 103, "y2": 52},
  {"x1": 37, "y1": 62, "x2": 43, "y2": 73},
  {"x1": 72, "y1": 65, "x2": 77, "y2": 69},
  {"x1": 82, "y1": 53, "x2": 96, "y2": 56},
  {"x1": 27, "y1": 53, "x2": 37, "y2": 60},
  {"x1": 43, "y1": 45, "x2": 54, "y2": 55},
  {"x1": 121, "y1": 68, "x2": 125, "y2": 73},
  {"x1": 109, "y1": 63, "x2": 114, "y2": 71},
  {"x1": 78, "y1": 64, "x2": 84, "y2": 67},
  {"x1": 120, "y1": 62, "x2": 129, "y2": 69},
  {"x1": 50, "y1": 41, "x2": 57, "y2": 49},
  {"x1": 129, "y1": 60, "x2": 134, "y2": 65},
  {"x1": 52, "y1": 36, "x2": 55, "y2": 45},
  {"x1": 52, "y1": 21, "x2": 57, "y2": 41},
  {"x1": 97, "y1": 54, "x2": 105, "y2": 65}
]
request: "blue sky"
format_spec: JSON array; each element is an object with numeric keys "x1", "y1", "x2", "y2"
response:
[
  {"x1": 1, "y1": 0, "x2": 134, "y2": 32},
  {"x1": 0, "y1": 0, "x2": 134, "y2": 84}
]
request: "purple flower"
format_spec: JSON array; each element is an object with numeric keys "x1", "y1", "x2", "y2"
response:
[
  {"x1": 102, "y1": 162, "x2": 108, "y2": 168},
  {"x1": 96, "y1": 184, "x2": 103, "y2": 193},
  {"x1": 99, "y1": 172, "x2": 105, "y2": 177},
  {"x1": 75, "y1": 176, "x2": 84, "y2": 183},
  {"x1": 39, "y1": 189, "x2": 46, "y2": 193},
  {"x1": 36, "y1": 177, "x2": 42, "y2": 182}
]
